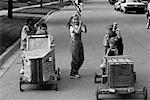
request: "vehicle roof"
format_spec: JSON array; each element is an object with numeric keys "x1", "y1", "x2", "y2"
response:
[{"x1": 126, "y1": 0, "x2": 139, "y2": 2}]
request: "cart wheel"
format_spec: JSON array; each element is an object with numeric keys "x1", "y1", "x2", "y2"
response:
[
  {"x1": 96, "y1": 92, "x2": 99, "y2": 100},
  {"x1": 55, "y1": 84, "x2": 58, "y2": 91},
  {"x1": 123, "y1": 8, "x2": 127, "y2": 14},
  {"x1": 96, "y1": 89, "x2": 99, "y2": 100},
  {"x1": 20, "y1": 77, "x2": 24, "y2": 92},
  {"x1": 96, "y1": 87, "x2": 102, "y2": 100},
  {"x1": 133, "y1": 72, "x2": 136, "y2": 83},
  {"x1": 96, "y1": 90, "x2": 102, "y2": 100},
  {"x1": 57, "y1": 68, "x2": 60, "y2": 80},
  {"x1": 20, "y1": 82, "x2": 24, "y2": 92},
  {"x1": 95, "y1": 73, "x2": 98, "y2": 83},
  {"x1": 143, "y1": 87, "x2": 147, "y2": 100},
  {"x1": 95, "y1": 73, "x2": 102, "y2": 83}
]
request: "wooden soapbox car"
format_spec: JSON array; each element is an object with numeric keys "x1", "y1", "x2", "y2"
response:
[
  {"x1": 95, "y1": 55, "x2": 147, "y2": 100},
  {"x1": 20, "y1": 35, "x2": 60, "y2": 91}
]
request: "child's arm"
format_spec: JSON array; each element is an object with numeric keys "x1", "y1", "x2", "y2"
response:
[
  {"x1": 103, "y1": 34, "x2": 109, "y2": 47},
  {"x1": 81, "y1": 24, "x2": 87, "y2": 33},
  {"x1": 21, "y1": 25, "x2": 29, "y2": 40},
  {"x1": 49, "y1": 34, "x2": 54, "y2": 46},
  {"x1": 116, "y1": 28, "x2": 121, "y2": 39}
]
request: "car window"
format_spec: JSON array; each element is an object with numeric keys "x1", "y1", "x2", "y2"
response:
[
  {"x1": 141, "y1": 0, "x2": 148, "y2": 1},
  {"x1": 121, "y1": 0, "x2": 125, "y2": 3},
  {"x1": 126, "y1": 0, "x2": 138, "y2": 2}
]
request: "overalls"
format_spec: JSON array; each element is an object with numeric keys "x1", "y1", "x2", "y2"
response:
[{"x1": 70, "y1": 32, "x2": 84, "y2": 75}]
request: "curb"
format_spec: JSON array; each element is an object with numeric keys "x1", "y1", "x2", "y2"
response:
[
  {"x1": 35, "y1": 9, "x2": 58, "y2": 27},
  {"x1": 0, "y1": 4, "x2": 60, "y2": 67},
  {"x1": 0, "y1": 39, "x2": 20, "y2": 66}
]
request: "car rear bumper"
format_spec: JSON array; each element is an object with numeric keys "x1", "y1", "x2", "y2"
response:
[
  {"x1": 124, "y1": 7, "x2": 146, "y2": 12},
  {"x1": 125, "y1": 7, "x2": 145, "y2": 11}
]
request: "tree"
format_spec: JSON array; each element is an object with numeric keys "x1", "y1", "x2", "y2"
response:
[
  {"x1": 8, "y1": 0, "x2": 13, "y2": 18},
  {"x1": 40, "y1": 0, "x2": 43, "y2": 7}
]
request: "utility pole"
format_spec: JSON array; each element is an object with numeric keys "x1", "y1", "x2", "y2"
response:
[
  {"x1": 59, "y1": 0, "x2": 63, "y2": 3},
  {"x1": 8, "y1": 0, "x2": 13, "y2": 18},
  {"x1": 40, "y1": 0, "x2": 43, "y2": 7}
]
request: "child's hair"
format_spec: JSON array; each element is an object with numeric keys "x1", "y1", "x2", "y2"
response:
[
  {"x1": 109, "y1": 37, "x2": 117, "y2": 48},
  {"x1": 39, "y1": 23, "x2": 47, "y2": 29},
  {"x1": 66, "y1": 16, "x2": 74, "y2": 29},
  {"x1": 26, "y1": 18, "x2": 34, "y2": 26},
  {"x1": 66, "y1": 14, "x2": 80, "y2": 29}
]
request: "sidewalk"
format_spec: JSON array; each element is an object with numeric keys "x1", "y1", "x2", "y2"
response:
[
  {"x1": 0, "y1": 1, "x2": 72, "y2": 78},
  {"x1": 0, "y1": 1, "x2": 68, "y2": 16}
]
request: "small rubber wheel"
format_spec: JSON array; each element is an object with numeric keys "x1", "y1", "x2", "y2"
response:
[
  {"x1": 57, "y1": 68, "x2": 60, "y2": 80},
  {"x1": 133, "y1": 72, "x2": 136, "y2": 83},
  {"x1": 20, "y1": 81, "x2": 24, "y2": 92},
  {"x1": 20, "y1": 77, "x2": 24, "y2": 92},
  {"x1": 124, "y1": 9, "x2": 127, "y2": 13},
  {"x1": 55, "y1": 84, "x2": 58, "y2": 91},
  {"x1": 95, "y1": 73, "x2": 98, "y2": 83},
  {"x1": 96, "y1": 91, "x2": 99, "y2": 100},
  {"x1": 143, "y1": 87, "x2": 147, "y2": 100}
]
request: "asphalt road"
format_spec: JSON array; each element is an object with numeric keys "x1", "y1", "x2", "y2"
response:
[{"x1": 0, "y1": 0, "x2": 150, "y2": 100}]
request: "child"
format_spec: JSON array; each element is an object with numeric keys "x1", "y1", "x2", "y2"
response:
[
  {"x1": 36, "y1": 23, "x2": 48, "y2": 35},
  {"x1": 20, "y1": 18, "x2": 36, "y2": 74},
  {"x1": 103, "y1": 23, "x2": 123, "y2": 55},
  {"x1": 100, "y1": 36, "x2": 118, "y2": 75},
  {"x1": 36, "y1": 23, "x2": 54, "y2": 45},
  {"x1": 106, "y1": 36, "x2": 118, "y2": 56},
  {"x1": 20, "y1": 18, "x2": 36, "y2": 50},
  {"x1": 67, "y1": 14, "x2": 87, "y2": 79},
  {"x1": 103, "y1": 27, "x2": 117, "y2": 54}
]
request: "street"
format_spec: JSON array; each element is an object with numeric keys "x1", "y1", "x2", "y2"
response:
[{"x1": 0, "y1": 0, "x2": 150, "y2": 100}]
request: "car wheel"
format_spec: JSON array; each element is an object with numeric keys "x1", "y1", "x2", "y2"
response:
[
  {"x1": 120, "y1": 8, "x2": 122, "y2": 12},
  {"x1": 123, "y1": 8, "x2": 127, "y2": 13},
  {"x1": 117, "y1": 7, "x2": 120, "y2": 11},
  {"x1": 109, "y1": 0, "x2": 116, "y2": 5}
]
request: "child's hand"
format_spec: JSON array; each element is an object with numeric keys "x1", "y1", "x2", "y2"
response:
[
  {"x1": 116, "y1": 28, "x2": 120, "y2": 32},
  {"x1": 79, "y1": 20, "x2": 83, "y2": 25}
]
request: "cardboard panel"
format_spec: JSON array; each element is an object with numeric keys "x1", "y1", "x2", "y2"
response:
[
  {"x1": 109, "y1": 64, "x2": 134, "y2": 88},
  {"x1": 27, "y1": 35, "x2": 51, "y2": 51},
  {"x1": 42, "y1": 60, "x2": 55, "y2": 82},
  {"x1": 23, "y1": 58, "x2": 32, "y2": 82},
  {"x1": 106, "y1": 56, "x2": 134, "y2": 88},
  {"x1": 30, "y1": 59, "x2": 43, "y2": 83},
  {"x1": 22, "y1": 35, "x2": 55, "y2": 83}
]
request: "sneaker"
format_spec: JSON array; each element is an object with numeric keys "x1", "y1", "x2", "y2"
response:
[
  {"x1": 70, "y1": 74, "x2": 75, "y2": 79},
  {"x1": 20, "y1": 68, "x2": 24, "y2": 74},
  {"x1": 70, "y1": 74, "x2": 79, "y2": 79},
  {"x1": 75, "y1": 74, "x2": 80, "y2": 79}
]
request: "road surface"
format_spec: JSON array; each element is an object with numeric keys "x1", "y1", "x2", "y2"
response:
[{"x1": 0, "y1": 0, "x2": 150, "y2": 100}]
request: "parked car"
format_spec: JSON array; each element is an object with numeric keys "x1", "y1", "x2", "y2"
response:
[
  {"x1": 140, "y1": 0, "x2": 149, "y2": 5},
  {"x1": 120, "y1": 0, "x2": 147, "y2": 13}
]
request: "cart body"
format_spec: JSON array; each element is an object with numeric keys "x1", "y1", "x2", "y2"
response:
[
  {"x1": 95, "y1": 55, "x2": 147, "y2": 100},
  {"x1": 20, "y1": 35, "x2": 60, "y2": 91},
  {"x1": 106, "y1": 56, "x2": 134, "y2": 89}
]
